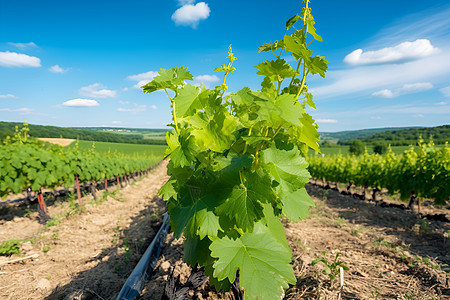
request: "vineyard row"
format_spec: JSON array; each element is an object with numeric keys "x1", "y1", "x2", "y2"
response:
[
  {"x1": 0, "y1": 139, "x2": 161, "y2": 211},
  {"x1": 307, "y1": 141, "x2": 449, "y2": 205}
]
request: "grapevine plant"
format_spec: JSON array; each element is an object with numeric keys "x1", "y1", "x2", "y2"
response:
[{"x1": 143, "y1": 1, "x2": 328, "y2": 298}]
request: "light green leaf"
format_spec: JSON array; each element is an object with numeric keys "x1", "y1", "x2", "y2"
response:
[
  {"x1": 308, "y1": 55, "x2": 328, "y2": 78},
  {"x1": 255, "y1": 59, "x2": 296, "y2": 82},
  {"x1": 215, "y1": 171, "x2": 276, "y2": 232},
  {"x1": 165, "y1": 131, "x2": 198, "y2": 168},
  {"x1": 305, "y1": 14, "x2": 323, "y2": 41},
  {"x1": 286, "y1": 14, "x2": 301, "y2": 30},
  {"x1": 261, "y1": 145, "x2": 310, "y2": 192},
  {"x1": 174, "y1": 84, "x2": 200, "y2": 118},
  {"x1": 210, "y1": 231, "x2": 296, "y2": 300},
  {"x1": 299, "y1": 114, "x2": 320, "y2": 153},
  {"x1": 280, "y1": 187, "x2": 315, "y2": 221}
]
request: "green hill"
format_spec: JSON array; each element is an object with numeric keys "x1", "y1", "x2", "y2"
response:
[{"x1": 0, "y1": 122, "x2": 167, "y2": 145}]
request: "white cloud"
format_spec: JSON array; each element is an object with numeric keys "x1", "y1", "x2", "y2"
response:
[
  {"x1": 150, "y1": 105, "x2": 157, "y2": 110},
  {"x1": 370, "y1": 116, "x2": 382, "y2": 120},
  {"x1": 400, "y1": 82, "x2": 434, "y2": 93},
  {"x1": 117, "y1": 103, "x2": 147, "y2": 113},
  {"x1": 127, "y1": 71, "x2": 158, "y2": 89},
  {"x1": 79, "y1": 83, "x2": 117, "y2": 98},
  {"x1": 49, "y1": 65, "x2": 70, "y2": 73},
  {"x1": 367, "y1": 6, "x2": 450, "y2": 49},
  {"x1": 172, "y1": 2, "x2": 210, "y2": 29},
  {"x1": 195, "y1": 74, "x2": 220, "y2": 83},
  {"x1": 178, "y1": 0, "x2": 195, "y2": 5},
  {"x1": 8, "y1": 42, "x2": 37, "y2": 49},
  {"x1": 119, "y1": 100, "x2": 130, "y2": 105},
  {"x1": 372, "y1": 89, "x2": 395, "y2": 98},
  {"x1": 313, "y1": 51, "x2": 450, "y2": 99},
  {"x1": 372, "y1": 82, "x2": 433, "y2": 98},
  {"x1": 435, "y1": 101, "x2": 447, "y2": 105},
  {"x1": 0, "y1": 107, "x2": 33, "y2": 113},
  {"x1": 62, "y1": 99, "x2": 99, "y2": 107},
  {"x1": 0, "y1": 94, "x2": 17, "y2": 99},
  {"x1": 440, "y1": 86, "x2": 450, "y2": 97},
  {"x1": 111, "y1": 121, "x2": 122, "y2": 124},
  {"x1": 0, "y1": 51, "x2": 41, "y2": 67},
  {"x1": 414, "y1": 114, "x2": 424, "y2": 118},
  {"x1": 316, "y1": 119, "x2": 338, "y2": 124},
  {"x1": 344, "y1": 39, "x2": 439, "y2": 66}
]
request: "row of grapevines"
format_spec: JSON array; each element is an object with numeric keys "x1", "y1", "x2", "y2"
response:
[
  {"x1": 142, "y1": 1, "x2": 327, "y2": 299},
  {"x1": 308, "y1": 140, "x2": 450, "y2": 204},
  {"x1": 0, "y1": 136, "x2": 159, "y2": 199}
]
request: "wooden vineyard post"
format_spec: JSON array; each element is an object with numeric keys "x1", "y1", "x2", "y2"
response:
[
  {"x1": 37, "y1": 189, "x2": 48, "y2": 217},
  {"x1": 91, "y1": 182, "x2": 97, "y2": 200},
  {"x1": 105, "y1": 178, "x2": 108, "y2": 190},
  {"x1": 75, "y1": 174, "x2": 82, "y2": 206},
  {"x1": 116, "y1": 176, "x2": 121, "y2": 188}
]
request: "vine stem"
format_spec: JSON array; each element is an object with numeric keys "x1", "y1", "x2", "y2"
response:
[{"x1": 165, "y1": 88, "x2": 180, "y2": 136}]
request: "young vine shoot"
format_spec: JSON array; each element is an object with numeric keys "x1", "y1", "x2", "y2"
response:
[{"x1": 142, "y1": 0, "x2": 328, "y2": 298}]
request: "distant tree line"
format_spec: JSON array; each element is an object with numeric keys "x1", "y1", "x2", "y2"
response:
[
  {"x1": 0, "y1": 122, "x2": 167, "y2": 145},
  {"x1": 338, "y1": 125, "x2": 449, "y2": 146}
]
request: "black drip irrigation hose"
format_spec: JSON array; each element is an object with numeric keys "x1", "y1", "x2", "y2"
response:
[{"x1": 116, "y1": 213, "x2": 170, "y2": 300}]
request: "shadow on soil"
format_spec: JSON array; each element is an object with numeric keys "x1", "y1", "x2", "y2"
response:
[
  {"x1": 0, "y1": 178, "x2": 125, "y2": 223},
  {"x1": 43, "y1": 195, "x2": 167, "y2": 300},
  {"x1": 306, "y1": 183, "x2": 450, "y2": 266}
]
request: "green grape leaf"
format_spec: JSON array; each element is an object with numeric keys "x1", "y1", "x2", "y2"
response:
[
  {"x1": 308, "y1": 55, "x2": 328, "y2": 78},
  {"x1": 283, "y1": 34, "x2": 312, "y2": 61},
  {"x1": 174, "y1": 84, "x2": 200, "y2": 118},
  {"x1": 170, "y1": 193, "x2": 223, "y2": 239},
  {"x1": 305, "y1": 14, "x2": 323, "y2": 41},
  {"x1": 286, "y1": 14, "x2": 301, "y2": 30},
  {"x1": 241, "y1": 136, "x2": 271, "y2": 146},
  {"x1": 255, "y1": 59, "x2": 296, "y2": 82},
  {"x1": 191, "y1": 111, "x2": 238, "y2": 153},
  {"x1": 142, "y1": 67, "x2": 193, "y2": 93},
  {"x1": 183, "y1": 233, "x2": 212, "y2": 267},
  {"x1": 212, "y1": 154, "x2": 252, "y2": 173},
  {"x1": 303, "y1": 92, "x2": 316, "y2": 109},
  {"x1": 158, "y1": 178, "x2": 177, "y2": 201},
  {"x1": 257, "y1": 40, "x2": 284, "y2": 53},
  {"x1": 210, "y1": 230, "x2": 296, "y2": 300},
  {"x1": 165, "y1": 131, "x2": 198, "y2": 168},
  {"x1": 231, "y1": 87, "x2": 253, "y2": 106},
  {"x1": 261, "y1": 145, "x2": 310, "y2": 192},
  {"x1": 215, "y1": 171, "x2": 276, "y2": 232},
  {"x1": 261, "y1": 76, "x2": 278, "y2": 99},
  {"x1": 279, "y1": 187, "x2": 315, "y2": 221},
  {"x1": 298, "y1": 114, "x2": 320, "y2": 153},
  {"x1": 276, "y1": 93, "x2": 304, "y2": 126},
  {"x1": 255, "y1": 93, "x2": 303, "y2": 128},
  {"x1": 259, "y1": 203, "x2": 290, "y2": 252}
]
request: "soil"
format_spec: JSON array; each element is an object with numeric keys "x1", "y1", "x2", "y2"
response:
[
  {"x1": 0, "y1": 161, "x2": 169, "y2": 300},
  {"x1": 38, "y1": 138, "x2": 76, "y2": 147},
  {"x1": 1, "y1": 162, "x2": 449, "y2": 299}
]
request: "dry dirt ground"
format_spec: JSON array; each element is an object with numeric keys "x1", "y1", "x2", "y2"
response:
[
  {"x1": 1, "y1": 162, "x2": 449, "y2": 300},
  {"x1": 0, "y1": 161, "x2": 169, "y2": 300},
  {"x1": 37, "y1": 138, "x2": 75, "y2": 147}
]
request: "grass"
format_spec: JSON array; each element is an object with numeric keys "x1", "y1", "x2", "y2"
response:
[
  {"x1": 70, "y1": 140, "x2": 166, "y2": 158},
  {"x1": 0, "y1": 239, "x2": 23, "y2": 256},
  {"x1": 311, "y1": 144, "x2": 446, "y2": 156}
]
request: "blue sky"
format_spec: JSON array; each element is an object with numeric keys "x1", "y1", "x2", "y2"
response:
[{"x1": 1, "y1": 0, "x2": 449, "y2": 132}]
